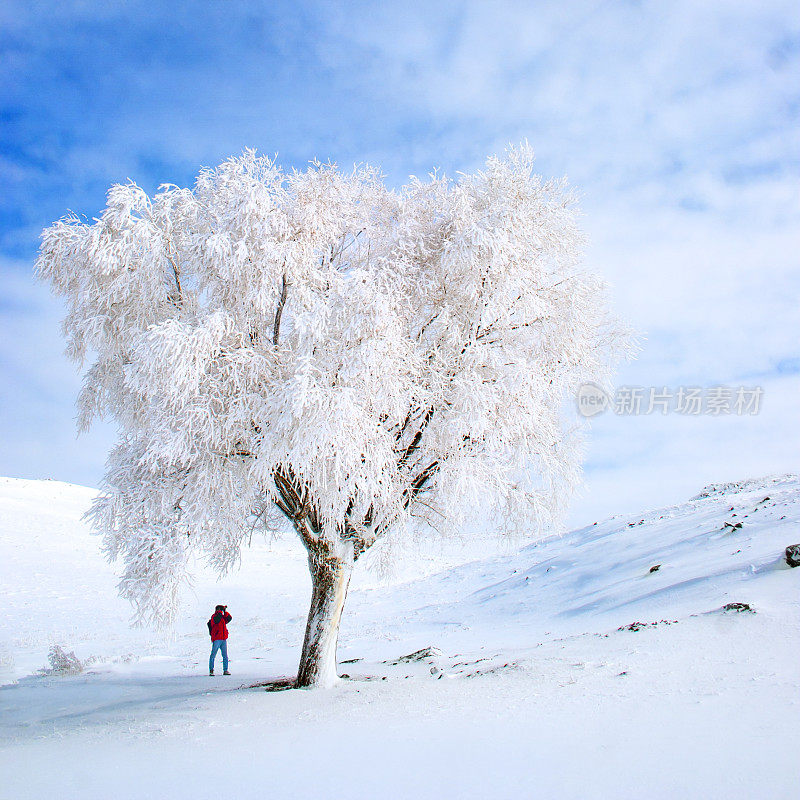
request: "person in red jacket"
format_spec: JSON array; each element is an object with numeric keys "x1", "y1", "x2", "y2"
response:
[{"x1": 208, "y1": 604, "x2": 232, "y2": 676}]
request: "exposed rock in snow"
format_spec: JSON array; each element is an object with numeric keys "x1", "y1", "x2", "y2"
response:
[
  {"x1": 721, "y1": 602, "x2": 754, "y2": 613},
  {"x1": 392, "y1": 646, "x2": 443, "y2": 663}
]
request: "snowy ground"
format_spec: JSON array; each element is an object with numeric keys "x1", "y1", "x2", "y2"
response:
[{"x1": 1, "y1": 474, "x2": 798, "y2": 799}]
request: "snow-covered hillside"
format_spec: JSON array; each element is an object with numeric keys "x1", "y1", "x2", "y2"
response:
[{"x1": 1, "y1": 474, "x2": 798, "y2": 799}]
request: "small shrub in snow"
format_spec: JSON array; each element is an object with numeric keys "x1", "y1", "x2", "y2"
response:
[
  {"x1": 43, "y1": 645, "x2": 83, "y2": 675},
  {"x1": 0, "y1": 651, "x2": 13, "y2": 668}
]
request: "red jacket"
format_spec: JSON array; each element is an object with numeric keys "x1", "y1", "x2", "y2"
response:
[{"x1": 207, "y1": 610, "x2": 232, "y2": 641}]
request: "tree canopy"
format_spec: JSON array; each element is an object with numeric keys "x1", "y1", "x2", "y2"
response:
[{"x1": 38, "y1": 145, "x2": 631, "y2": 685}]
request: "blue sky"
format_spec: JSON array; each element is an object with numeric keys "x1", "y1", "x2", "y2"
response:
[{"x1": 1, "y1": 0, "x2": 798, "y2": 525}]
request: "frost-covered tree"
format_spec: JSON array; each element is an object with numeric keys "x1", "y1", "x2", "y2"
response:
[{"x1": 37, "y1": 146, "x2": 631, "y2": 687}]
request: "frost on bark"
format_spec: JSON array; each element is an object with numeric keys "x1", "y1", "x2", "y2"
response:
[
  {"x1": 296, "y1": 542, "x2": 354, "y2": 688},
  {"x1": 36, "y1": 146, "x2": 634, "y2": 688}
]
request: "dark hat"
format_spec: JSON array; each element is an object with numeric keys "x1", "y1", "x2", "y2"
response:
[{"x1": 215, "y1": 604, "x2": 226, "y2": 610}]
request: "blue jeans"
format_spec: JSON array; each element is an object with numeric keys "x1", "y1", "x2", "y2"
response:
[{"x1": 209, "y1": 639, "x2": 228, "y2": 673}]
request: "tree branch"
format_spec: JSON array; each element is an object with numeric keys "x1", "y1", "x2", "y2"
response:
[
  {"x1": 273, "y1": 465, "x2": 320, "y2": 549},
  {"x1": 397, "y1": 407, "x2": 434, "y2": 465},
  {"x1": 273, "y1": 273, "x2": 288, "y2": 346}
]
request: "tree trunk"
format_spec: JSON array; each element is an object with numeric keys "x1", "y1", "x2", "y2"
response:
[{"x1": 296, "y1": 541, "x2": 354, "y2": 688}]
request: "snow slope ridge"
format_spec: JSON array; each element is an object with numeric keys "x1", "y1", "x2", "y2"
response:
[
  {"x1": 689, "y1": 473, "x2": 798, "y2": 500},
  {"x1": 338, "y1": 473, "x2": 799, "y2": 665}
]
